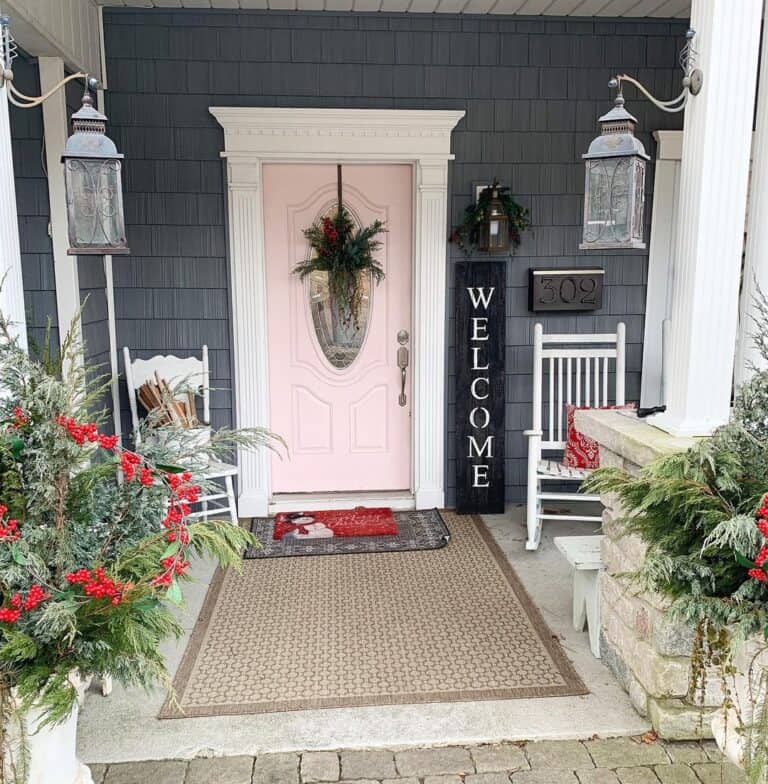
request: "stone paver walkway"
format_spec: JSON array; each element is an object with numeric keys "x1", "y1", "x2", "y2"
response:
[{"x1": 90, "y1": 738, "x2": 745, "y2": 784}]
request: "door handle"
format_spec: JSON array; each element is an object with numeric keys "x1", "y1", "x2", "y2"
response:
[{"x1": 397, "y1": 330, "x2": 409, "y2": 407}]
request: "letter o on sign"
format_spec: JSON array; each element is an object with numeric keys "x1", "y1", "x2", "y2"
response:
[{"x1": 469, "y1": 406, "x2": 490, "y2": 429}]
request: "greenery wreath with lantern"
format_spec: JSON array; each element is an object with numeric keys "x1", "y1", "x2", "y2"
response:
[
  {"x1": 450, "y1": 181, "x2": 531, "y2": 255},
  {"x1": 293, "y1": 167, "x2": 387, "y2": 329}
]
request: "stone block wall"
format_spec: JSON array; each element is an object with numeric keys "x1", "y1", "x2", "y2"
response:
[{"x1": 576, "y1": 410, "x2": 721, "y2": 740}]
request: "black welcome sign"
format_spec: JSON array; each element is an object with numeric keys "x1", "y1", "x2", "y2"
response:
[{"x1": 455, "y1": 261, "x2": 506, "y2": 515}]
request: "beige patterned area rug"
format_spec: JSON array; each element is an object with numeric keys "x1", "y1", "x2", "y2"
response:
[{"x1": 160, "y1": 512, "x2": 587, "y2": 718}]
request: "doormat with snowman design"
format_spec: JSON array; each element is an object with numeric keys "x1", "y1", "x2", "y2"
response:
[
  {"x1": 244, "y1": 508, "x2": 449, "y2": 558},
  {"x1": 274, "y1": 507, "x2": 398, "y2": 540}
]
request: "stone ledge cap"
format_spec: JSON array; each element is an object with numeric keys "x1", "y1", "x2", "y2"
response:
[{"x1": 574, "y1": 409, "x2": 697, "y2": 468}]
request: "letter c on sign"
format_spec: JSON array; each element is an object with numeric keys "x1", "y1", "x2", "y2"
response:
[{"x1": 470, "y1": 377, "x2": 489, "y2": 400}]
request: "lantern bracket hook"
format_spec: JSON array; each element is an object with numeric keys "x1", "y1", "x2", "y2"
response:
[{"x1": 608, "y1": 28, "x2": 703, "y2": 114}]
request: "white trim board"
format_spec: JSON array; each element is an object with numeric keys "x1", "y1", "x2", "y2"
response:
[
  {"x1": 210, "y1": 107, "x2": 465, "y2": 517},
  {"x1": 39, "y1": 57, "x2": 81, "y2": 369},
  {"x1": 640, "y1": 130, "x2": 682, "y2": 409}
]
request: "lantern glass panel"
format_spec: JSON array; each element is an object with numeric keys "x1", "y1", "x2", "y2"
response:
[
  {"x1": 65, "y1": 158, "x2": 127, "y2": 254},
  {"x1": 583, "y1": 157, "x2": 635, "y2": 248},
  {"x1": 480, "y1": 198, "x2": 509, "y2": 252},
  {"x1": 632, "y1": 158, "x2": 646, "y2": 242}
]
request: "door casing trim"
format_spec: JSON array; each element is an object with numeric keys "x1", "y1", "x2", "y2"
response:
[{"x1": 210, "y1": 108, "x2": 465, "y2": 516}]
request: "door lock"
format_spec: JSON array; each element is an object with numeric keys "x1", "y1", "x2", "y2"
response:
[{"x1": 397, "y1": 330, "x2": 409, "y2": 407}]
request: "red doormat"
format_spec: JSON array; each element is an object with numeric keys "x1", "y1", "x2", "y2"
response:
[{"x1": 273, "y1": 507, "x2": 398, "y2": 541}]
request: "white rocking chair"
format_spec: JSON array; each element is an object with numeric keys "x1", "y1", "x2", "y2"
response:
[
  {"x1": 524, "y1": 323, "x2": 626, "y2": 551},
  {"x1": 122, "y1": 345, "x2": 239, "y2": 527}
]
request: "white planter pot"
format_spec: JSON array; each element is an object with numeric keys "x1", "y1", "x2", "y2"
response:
[
  {"x1": 4, "y1": 674, "x2": 93, "y2": 784},
  {"x1": 711, "y1": 707, "x2": 745, "y2": 768},
  {"x1": 711, "y1": 638, "x2": 768, "y2": 771},
  {"x1": 3, "y1": 701, "x2": 93, "y2": 784},
  {"x1": 25, "y1": 701, "x2": 93, "y2": 784}
]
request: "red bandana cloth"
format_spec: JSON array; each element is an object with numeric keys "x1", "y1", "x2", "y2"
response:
[{"x1": 563, "y1": 404, "x2": 636, "y2": 470}]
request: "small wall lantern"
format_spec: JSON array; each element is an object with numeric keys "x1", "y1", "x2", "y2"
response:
[
  {"x1": 580, "y1": 93, "x2": 649, "y2": 251},
  {"x1": 478, "y1": 180, "x2": 509, "y2": 253},
  {"x1": 62, "y1": 91, "x2": 129, "y2": 255}
]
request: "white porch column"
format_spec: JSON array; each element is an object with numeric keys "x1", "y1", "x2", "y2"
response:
[
  {"x1": 653, "y1": 0, "x2": 762, "y2": 437},
  {"x1": 0, "y1": 76, "x2": 28, "y2": 351},
  {"x1": 735, "y1": 25, "x2": 768, "y2": 386},
  {"x1": 39, "y1": 57, "x2": 80, "y2": 355}
]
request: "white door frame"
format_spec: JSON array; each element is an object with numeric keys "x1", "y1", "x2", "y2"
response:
[{"x1": 210, "y1": 107, "x2": 465, "y2": 517}]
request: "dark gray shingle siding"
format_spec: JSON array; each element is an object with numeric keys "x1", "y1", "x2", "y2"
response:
[{"x1": 103, "y1": 9, "x2": 685, "y2": 502}]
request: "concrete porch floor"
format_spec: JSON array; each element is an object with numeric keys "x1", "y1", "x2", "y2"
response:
[{"x1": 77, "y1": 506, "x2": 649, "y2": 765}]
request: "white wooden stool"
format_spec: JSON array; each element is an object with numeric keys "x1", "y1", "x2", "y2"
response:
[{"x1": 554, "y1": 535, "x2": 604, "y2": 659}]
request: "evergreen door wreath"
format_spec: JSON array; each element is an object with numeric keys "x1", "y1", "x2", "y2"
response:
[{"x1": 293, "y1": 165, "x2": 387, "y2": 328}]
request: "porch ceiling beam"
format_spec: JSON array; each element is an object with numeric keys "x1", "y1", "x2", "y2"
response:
[
  {"x1": 1, "y1": 0, "x2": 102, "y2": 81},
  {"x1": 91, "y1": 0, "x2": 691, "y2": 13}
]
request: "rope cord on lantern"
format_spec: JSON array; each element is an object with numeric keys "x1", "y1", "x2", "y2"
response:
[
  {"x1": 6, "y1": 72, "x2": 88, "y2": 108},
  {"x1": 615, "y1": 74, "x2": 689, "y2": 113}
]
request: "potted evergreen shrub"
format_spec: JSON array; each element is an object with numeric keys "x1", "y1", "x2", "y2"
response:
[
  {"x1": 584, "y1": 293, "x2": 768, "y2": 782},
  {"x1": 0, "y1": 312, "x2": 275, "y2": 784}
]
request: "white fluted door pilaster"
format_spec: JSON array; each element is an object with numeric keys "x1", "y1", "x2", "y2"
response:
[
  {"x1": 735, "y1": 22, "x2": 768, "y2": 386},
  {"x1": 413, "y1": 160, "x2": 449, "y2": 509},
  {"x1": 226, "y1": 160, "x2": 271, "y2": 517},
  {"x1": 653, "y1": 0, "x2": 762, "y2": 436},
  {"x1": 0, "y1": 83, "x2": 27, "y2": 352}
]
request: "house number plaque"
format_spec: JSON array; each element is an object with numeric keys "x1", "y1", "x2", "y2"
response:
[
  {"x1": 529, "y1": 268, "x2": 604, "y2": 312},
  {"x1": 455, "y1": 261, "x2": 506, "y2": 515}
]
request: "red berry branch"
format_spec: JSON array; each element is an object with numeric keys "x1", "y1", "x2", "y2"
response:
[
  {"x1": 748, "y1": 494, "x2": 768, "y2": 584},
  {"x1": 0, "y1": 506, "x2": 20, "y2": 542},
  {"x1": 0, "y1": 409, "x2": 204, "y2": 625}
]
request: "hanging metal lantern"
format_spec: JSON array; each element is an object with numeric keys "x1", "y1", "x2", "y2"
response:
[
  {"x1": 580, "y1": 92, "x2": 649, "y2": 251},
  {"x1": 62, "y1": 91, "x2": 129, "y2": 255},
  {"x1": 478, "y1": 181, "x2": 509, "y2": 253}
]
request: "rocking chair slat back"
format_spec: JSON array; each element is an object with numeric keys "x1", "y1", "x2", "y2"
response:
[
  {"x1": 533, "y1": 325, "x2": 625, "y2": 450},
  {"x1": 524, "y1": 323, "x2": 626, "y2": 551}
]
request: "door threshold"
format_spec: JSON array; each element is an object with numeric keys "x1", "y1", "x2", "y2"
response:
[{"x1": 268, "y1": 491, "x2": 416, "y2": 514}]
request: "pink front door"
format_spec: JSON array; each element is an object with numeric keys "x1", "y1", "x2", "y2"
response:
[{"x1": 264, "y1": 164, "x2": 412, "y2": 493}]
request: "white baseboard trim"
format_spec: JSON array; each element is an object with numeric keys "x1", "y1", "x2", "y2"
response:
[
  {"x1": 238, "y1": 490, "x2": 270, "y2": 518},
  {"x1": 415, "y1": 488, "x2": 445, "y2": 510}
]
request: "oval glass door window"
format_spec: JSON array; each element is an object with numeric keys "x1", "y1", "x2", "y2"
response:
[{"x1": 309, "y1": 270, "x2": 372, "y2": 369}]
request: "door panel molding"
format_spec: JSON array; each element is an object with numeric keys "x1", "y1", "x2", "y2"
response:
[{"x1": 211, "y1": 107, "x2": 465, "y2": 516}]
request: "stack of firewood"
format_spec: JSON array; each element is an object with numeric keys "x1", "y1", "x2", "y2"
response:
[{"x1": 138, "y1": 372, "x2": 200, "y2": 428}]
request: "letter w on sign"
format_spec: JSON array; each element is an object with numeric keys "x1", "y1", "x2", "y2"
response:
[
  {"x1": 455, "y1": 262, "x2": 506, "y2": 515},
  {"x1": 467, "y1": 287, "x2": 495, "y2": 309}
]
